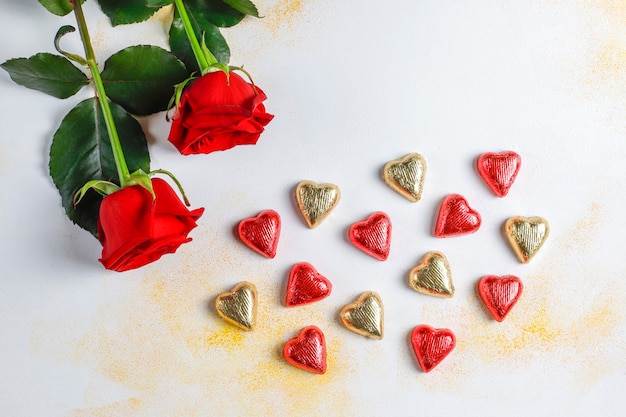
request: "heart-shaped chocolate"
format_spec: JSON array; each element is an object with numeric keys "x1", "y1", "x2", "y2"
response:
[
  {"x1": 408, "y1": 251, "x2": 454, "y2": 297},
  {"x1": 215, "y1": 282, "x2": 257, "y2": 331},
  {"x1": 295, "y1": 181, "x2": 341, "y2": 228},
  {"x1": 434, "y1": 194, "x2": 481, "y2": 237},
  {"x1": 478, "y1": 275, "x2": 523, "y2": 322},
  {"x1": 285, "y1": 262, "x2": 332, "y2": 307},
  {"x1": 238, "y1": 210, "x2": 281, "y2": 258},
  {"x1": 410, "y1": 325, "x2": 456, "y2": 372},
  {"x1": 340, "y1": 291, "x2": 384, "y2": 339},
  {"x1": 283, "y1": 326, "x2": 327, "y2": 374},
  {"x1": 503, "y1": 216, "x2": 549, "y2": 263},
  {"x1": 348, "y1": 212, "x2": 392, "y2": 261},
  {"x1": 381, "y1": 153, "x2": 427, "y2": 202},
  {"x1": 476, "y1": 151, "x2": 521, "y2": 197}
]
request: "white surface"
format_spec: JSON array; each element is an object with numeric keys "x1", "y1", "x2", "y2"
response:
[{"x1": 1, "y1": 1, "x2": 625, "y2": 416}]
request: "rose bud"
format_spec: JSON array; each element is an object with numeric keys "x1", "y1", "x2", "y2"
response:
[
  {"x1": 97, "y1": 178, "x2": 204, "y2": 272},
  {"x1": 168, "y1": 70, "x2": 273, "y2": 155}
]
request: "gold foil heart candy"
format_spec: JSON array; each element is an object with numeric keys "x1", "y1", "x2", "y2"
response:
[
  {"x1": 381, "y1": 153, "x2": 427, "y2": 202},
  {"x1": 408, "y1": 251, "x2": 454, "y2": 297},
  {"x1": 503, "y1": 216, "x2": 549, "y2": 263},
  {"x1": 340, "y1": 291, "x2": 384, "y2": 340},
  {"x1": 295, "y1": 181, "x2": 341, "y2": 228},
  {"x1": 215, "y1": 282, "x2": 257, "y2": 331}
]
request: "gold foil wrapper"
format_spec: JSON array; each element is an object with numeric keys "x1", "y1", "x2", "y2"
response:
[
  {"x1": 340, "y1": 291, "x2": 384, "y2": 340},
  {"x1": 408, "y1": 251, "x2": 454, "y2": 297},
  {"x1": 295, "y1": 181, "x2": 341, "y2": 228},
  {"x1": 381, "y1": 153, "x2": 427, "y2": 202},
  {"x1": 215, "y1": 282, "x2": 257, "y2": 331},
  {"x1": 503, "y1": 216, "x2": 549, "y2": 263}
]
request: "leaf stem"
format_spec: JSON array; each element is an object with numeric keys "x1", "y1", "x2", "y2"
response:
[
  {"x1": 72, "y1": 0, "x2": 130, "y2": 186},
  {"x1": 150, "y1": 169, "x2": 190, "y2": 206},
  {"x1": 173, "y1": 0, "x2": 217, "y2": 72}
]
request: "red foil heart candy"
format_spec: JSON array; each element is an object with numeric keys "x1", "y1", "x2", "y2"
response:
[
  {"x1": 410, "y1": 325, "x2": 456, "y2": 373},
  {"x1": 348, "y1": 212, "x2": 392, "y2": 261},
  {"x1": 283, "y1": 326, "x2": 327, "y2": 374},
  {"x1": 237, "y1": 210, "x2": 281, "y2": 258},
  {"x1": 285, "y1": 263, "x2": 332, "y2": 307},
  {"x1": 476, "y1": 151, "x2": 521, "y2": 197},
  {"x1": 477, "y1": 275, "x2": 523, "y2": 322},
  {"x1": 433, "y1": 194, "x2": 481, "y2": 237}
]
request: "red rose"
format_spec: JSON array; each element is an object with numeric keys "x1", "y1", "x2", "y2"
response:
[
  {"x1": 168, "y1": 71, "x2": 274, "y2": 155},
  {"x1": 97, "y1": 178, "x2": 204, "y2": 272}
]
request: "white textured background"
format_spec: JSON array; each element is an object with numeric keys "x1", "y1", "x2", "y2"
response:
[{"x1": 1, "y1": 1, "x2": 625, "y2": 416}]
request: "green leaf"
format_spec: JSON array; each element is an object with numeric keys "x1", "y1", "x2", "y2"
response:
[
  {"x1": 96, "y1": 0, "x2": 158, "y2": 26},
  {"x1": 126, "y1": 170, "x2": 155, "y2": 199},
  {"x1": 74, "y1": 180, "x2": 121, "y2": 206},
  {"x1": 169, "y1": 10, "x2": 230, "y2": 72},
  {"x1": 221, "y1": 0, "x2": 259, "y2": 17},
  {"x1": 49, "y1": 98, "x2": 150, "y2": 237},
  {"x1": 101, "y1": 46, "x2": 188, "y2": 115},
  {"x1": 54, "y1": 26, "x2": 88, "y2": 65},
  {"x1": 185, "y1": 0, "x2": 245, "y2": 28},
  {"x1": 1, "y1": 53, "x2": 89, "y2": 99},
  {"x1": 146, "y1": 0, "x2": 173, "y2": 6},
  {"x1": 37, "y1": 0, "x2": 85, "y2": 16}
]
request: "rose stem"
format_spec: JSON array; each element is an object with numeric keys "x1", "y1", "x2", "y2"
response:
[
  {"x1": 71, "y1": 0, "x2": 130, "y2": 187},
  {"x1": 173, "y1": 0, "x2": 217, "y2": 72}
]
